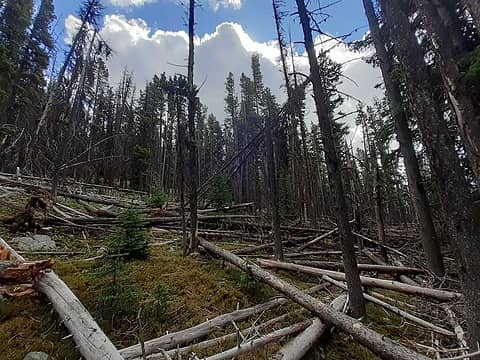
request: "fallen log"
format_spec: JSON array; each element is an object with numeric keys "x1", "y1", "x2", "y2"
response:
[
  {"x1": 120, "y1": 283, "x2": 328, "y2": 359},
  {"x1": 292, "y1": 260, "x2": 425, "y2": 275},
  {"x1": 142, "y1": 310, "x2": 301, "y2": 360},
  {"x1": 322, "y1": 275, "x2": 455, "y2": 336},
  {"x1": 197, "y1": 202, "x2": 255, "y2": 214},
  {"x1": 242, "y1": 250, "x2": 345, "y2": 259},
  {"x1": 257, "y1": 259, "x2": 461, "y2": 302},
  {"x1": 199, "y1": 238, "x2": 429, "y2": 360},
  {"x1": 297, "y1": 228, "x2": 337, "y2": 251},
  {"x1": 45, "y1": 214, "x2": 256, "y2": 227},
  {"x1": 221, "y1": 220, "x2": 329, "y2": 233},
  {"x1": 204, "y1": 320, "x2": 312, "y2": 360},
  {"x1": 0, "y1": 259, "x2": 54, "y2": 283},
  {"x1": 271, "y1": 294, "x2": 347, "y2": 360},
  {"x1": 363, "y1": 249, "x2": 419, "y2": 286},
  {"x1": 0, "y1": 237, "x2": 122, "y2": 360}
]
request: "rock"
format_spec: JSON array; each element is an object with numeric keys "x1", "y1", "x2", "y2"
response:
[
  {"x1": 23, "y1": 352, "x2": 49, "y2": 360},
  {"x1": 14, "y1": 235, "x2": 56, "y2": 251}
]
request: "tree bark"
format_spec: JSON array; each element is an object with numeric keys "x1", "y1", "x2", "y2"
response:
[
  {"x1": 415, "y1": 0, "x2": 480, "y2": 184},
  {"x1": 199, "y1": 238, "x2": 429, "y2": 360},
  {"x1": 187, "y1": 0, "x2": 198, "y2": 252},
  {"x1": 380, "y1": 0, "x2": 480, "y2": 352},
  {"x1": 265, "y1": 115, "x2": 283, "y2": 260},
  {"x1": 295, "y1": 0, "x2": 366, "y2": 318},
  {"x1": 362, "y1": 0, "x2": 445, "y2": 277}
]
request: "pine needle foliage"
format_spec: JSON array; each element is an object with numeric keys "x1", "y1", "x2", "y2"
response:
[{"x1": 107, "y1": 209, "x2": 150, "y2": 260}]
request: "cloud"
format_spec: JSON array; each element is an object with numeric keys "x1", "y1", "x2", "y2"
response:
[
  {"x1": 66, "y1": 14, "x2": 381, "y2": 147},
  {"x1": 208, "y1": 0, "x2": 243, "y2": 11},
  {"x1": 105, "y1": 0, "x2": 242, "y2": 11},
  {"x1": 106, "y1": 0, "x2": 157, "y2": 7}
]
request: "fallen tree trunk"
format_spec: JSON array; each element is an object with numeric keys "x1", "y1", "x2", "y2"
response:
[
  {"x1": 0, "y1": 237, "x2": 123, "y2": 360},
  {"x1": 0, "y1": 259, "x2": 54, "y2": 283},
  {"x1": 142, "y1": 310, "x2": 302, "y2": 360},
  {"x1": 257, "y1": 259, "x2": 461, "y2": 302},
  {"x1": 272, "y1": 294, "x2": 347, "y2": 360},
  {"x1": 293, "y1": 260, "x2": 425, "y2": 275},
  {"x1": 45, "y1": 214, "x2": 256, "y2": 227},
  {"x1": 204, "y1": 320, "x2": 312, "y2": 360},
  {"x1": 363, "y1": 249, "x2": 419, "y2": 286},
  {"x1": 199, "y1": 238, "x2": 429, "y2": 360},
  {"x1": 120, "y1": 283, "x2": 328, "y2": 359},
  {"x1": 197, "y1": 202, "x2": 255, "y2": 214},
  {"x1": 243, "y1": 250, "x2": 346, "y2": 259},
  {"x1": 322, "y1": 275, "x2": 455, "y2": 336},
  {"x1": 297, "y1": 228, "x2": 337, "y2": 251}
]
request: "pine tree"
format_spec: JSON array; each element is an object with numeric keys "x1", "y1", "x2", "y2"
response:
[{"x1": 0, "y1": 0, "x2": 33, "y2": 116}]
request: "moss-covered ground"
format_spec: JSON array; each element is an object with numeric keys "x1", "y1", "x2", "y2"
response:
[{"x1": 0, "y1": 195, "x2": 456, "y2": 359}]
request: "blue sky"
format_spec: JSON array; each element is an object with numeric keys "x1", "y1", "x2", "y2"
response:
[
  {"x1": 53, "y1": 0, "x2": 369, "y2": 47},
  {"x1": 51, "y1": 0, "x2": 380, "y2": 147}
]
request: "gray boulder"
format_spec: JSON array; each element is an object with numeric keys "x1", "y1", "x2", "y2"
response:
[
  {"x1": 23, "y1": 352, "x2": 49, "y2": 360},
  {"x1": 14, "y1": 235, "x2": 56, "y2": 251}
]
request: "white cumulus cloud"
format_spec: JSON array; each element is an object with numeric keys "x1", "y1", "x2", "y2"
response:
[
  {"x1": 107, "y1": 0, "x2": 157, "y2": 8},
  {"x1": 208, "y1": 0, "x2": 243, "y2": 11},
  {"x1": 65, "y1": 14, "x2": 381, "y2": 147}
]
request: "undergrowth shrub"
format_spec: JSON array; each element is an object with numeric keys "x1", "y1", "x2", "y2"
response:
[
  {"x1": 226, "y1": 266, "x2": 271, "y2": 301},
  {"x1": 146, "y1": 282, "x2": 172, "y2": 321},
  {"x1": 107, "y1": 209, "x2": 149, "y2": 260},
  {"x1": 207, "y1": 176, "x2": 233, "y2": 207},
  {"x1": 147, "y1": 187, "x2": 170, "y2": 208},
  {"x1": 95, "y1": 260, "x2": 143, "y2": 321}
]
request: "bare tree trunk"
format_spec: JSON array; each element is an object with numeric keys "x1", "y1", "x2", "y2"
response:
[
  {"x1": 373, "y1": 165, "x2": 388, "y2": 260},
  {"x1": 381, "y1": 0, "x2": 480, "y2": 353},
  {"x1": 362, "y1": 0, "x2": 445, "y2": 277},
  {"x1": 265, "y1": 115, "x2": 283, "y2": 260},
  {"x1": 187, "y1": 0, "x2": 198, "y2": 252},
  {"x1": 295, "y1": 0, "x2": 366, "y2": 318}
]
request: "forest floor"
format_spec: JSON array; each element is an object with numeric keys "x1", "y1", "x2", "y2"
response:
[{"x1": 0, "y1": 188, "x2": 461, "y2": 360}]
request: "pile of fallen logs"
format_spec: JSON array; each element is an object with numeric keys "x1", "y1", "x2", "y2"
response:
[{"x1": 0, "y1": 173, "x2": 471, "y2": 359}]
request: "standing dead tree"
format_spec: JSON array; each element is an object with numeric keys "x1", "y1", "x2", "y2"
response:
[{"x1": 294, "y1": 0, "x2": 365, "y2": 318}]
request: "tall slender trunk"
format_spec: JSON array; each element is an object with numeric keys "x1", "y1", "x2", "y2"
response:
[
  {"x1": 265, "y1": 115, "x2": 283, "y2": 260},
  {"x1": 415, "y1": 0, "x2": 480, "y2": 184},
  {"x1": 362, "y1": 0, "x2": 445, "y2": 277},
  {"x1": 295, "y1": 0, "x2": 366, "y2": 318},
  {"x1": 187, "y1": 0, "x2": 198, "y2": 252},
  {"x1": 381, "y1": 0, "x2": 480, "y2": 353}
]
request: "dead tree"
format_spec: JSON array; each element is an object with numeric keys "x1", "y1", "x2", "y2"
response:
[
  {"x1": 265, "y1": 115, "x2": 283, "y2": 260},
  {"x1": 186, "y1": 0, "x2": 199, "y2": 253},
  {"x1": 294, "y1": 0, "x2": 366, "y2": 318},
  {"x1": 362, "y1": 0, "x2": 445, "y2": 277},
  {"x1": 380, "y1": 0, "x2": 480, "y2": 353}
]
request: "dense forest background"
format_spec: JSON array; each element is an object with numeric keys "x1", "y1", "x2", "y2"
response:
[{"x1": 1, "y1": 0, "x2": 480, "y2": 356}]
